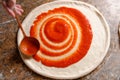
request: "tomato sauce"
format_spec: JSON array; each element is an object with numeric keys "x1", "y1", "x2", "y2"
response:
[{"x1": 30, "y1": 7, "x2": 93, "y2": 67}]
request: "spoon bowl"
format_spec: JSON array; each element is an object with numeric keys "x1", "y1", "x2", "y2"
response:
[{"x1": 20, "y1": 37, "x2": 40, "y2": 56}]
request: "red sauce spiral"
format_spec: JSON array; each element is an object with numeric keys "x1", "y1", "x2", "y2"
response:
[{"x1": 30, "y1": 7, "x2": 93, "y2": 67}]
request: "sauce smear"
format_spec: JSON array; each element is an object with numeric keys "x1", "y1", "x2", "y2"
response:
[{"x1": 30, "y1": 7, "x2": 93, "y2": 67}]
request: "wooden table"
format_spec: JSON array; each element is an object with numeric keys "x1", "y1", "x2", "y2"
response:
[{"x1": 0, "y1": 0, "x2": 120, "y2": 80}]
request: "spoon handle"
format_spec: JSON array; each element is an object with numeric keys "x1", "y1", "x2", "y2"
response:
[{"x1": 13, "y1": 9, "x2": 26, "y2": 37}]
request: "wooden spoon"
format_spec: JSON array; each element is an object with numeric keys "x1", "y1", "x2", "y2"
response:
[{"x1": 14, "y1": 10, "x2": 40, "y2": 56}]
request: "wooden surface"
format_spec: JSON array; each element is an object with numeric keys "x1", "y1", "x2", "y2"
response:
[{"x1": 0, "y1": 0, "x2": 120, "y2": 80}]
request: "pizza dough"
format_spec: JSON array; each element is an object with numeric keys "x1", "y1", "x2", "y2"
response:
[{"x1": 17, "y1": 1, "x2": 110, "y2": 79}]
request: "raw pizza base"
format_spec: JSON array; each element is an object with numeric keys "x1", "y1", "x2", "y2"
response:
[{"x1": 17, "y1": 1, "x2": 110, "y2": 79}]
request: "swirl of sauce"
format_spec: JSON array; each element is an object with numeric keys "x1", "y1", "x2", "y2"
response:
[{"x1": 30, "y1": 7, "x2": 93, "y2": 67}]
